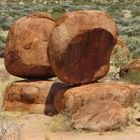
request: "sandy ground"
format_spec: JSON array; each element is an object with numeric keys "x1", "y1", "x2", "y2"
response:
[
  {"x1": 14, "y1": 113, "x2": 140, "y2": 140},
  {"x1": 0, "y1": 58, "x2": 140, "y2": 140}
]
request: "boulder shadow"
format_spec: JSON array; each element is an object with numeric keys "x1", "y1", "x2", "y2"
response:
[{"x1": 44, "y1": 82, "x2": 72, "y2": 116}]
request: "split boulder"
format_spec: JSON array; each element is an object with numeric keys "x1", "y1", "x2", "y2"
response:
[{"x1": 48, "y1": 10, "x2": 119, "y2": 84}]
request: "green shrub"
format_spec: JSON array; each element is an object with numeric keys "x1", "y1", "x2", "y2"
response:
[
  {"x1": 51, "y1": 5, "x2": 66, "y2": 19},
  {"x1": 132, "y1": 48, "x2": 140, "y2": 59},
  {"x1": 112, "y1": 46, "x2": 130, "y2": 69},
  {"x1": 110, "y1": 46, "x2": 131, "y2": 79},
  {"x1": 0, "y1": 35, "x2": 6, "y2": 43},
  {"x1": 121, "y1": 70, "x2": 140, "y2": 84}
]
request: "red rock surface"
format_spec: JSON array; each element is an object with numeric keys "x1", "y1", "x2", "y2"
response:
[
  {"x1": 48, "y1": 10, "x2": 119, "y2": 84},
  {"x1": 4, "y1": 12, "x2": 55, "y2": 79},
  {"x1": 54, "y1": 82, "x2": 137, "y2": 113},
  {"x1": 71, "y1": 101, "x2": 128, "y2": 131},
  {"x1": 3, "y1": 80, "x2": 54, "y2": 114}
]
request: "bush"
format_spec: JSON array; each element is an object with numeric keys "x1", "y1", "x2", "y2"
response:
[
  {"x1": 121, "y1": 70, "x2": 140, "y2": 84},
  {"x1": 0, "y1": 35, "x2": 6, "y2": 43},
  {"x1": 51, "y1": 5, "x2": 66, "y2": 19},
  {"x1": 111, "y1": 46, "x2": 131, "y2": 79},
  {"x1": 132, "y1": 48, "x2": 140, "y2": 59}
]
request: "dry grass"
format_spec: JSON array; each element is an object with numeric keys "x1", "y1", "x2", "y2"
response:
[
  {"x1": 0, "y1": 75, "x2": 21, "y2": 110},
  {"x1": 0, "y1": 58, "x2": 22, "y2": 140},
  {"x1": 0, "y1": 59, "x2": 21, "y2": 109},
  {"x1": 45, "y1": 114, "x2": 73, "y2": 132}
]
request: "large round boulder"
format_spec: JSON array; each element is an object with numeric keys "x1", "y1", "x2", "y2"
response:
[
  {"x1": 4, "y1": 12, "x2": 55, "y2": 79},
  {"x1": 48, "y1": 10, "x2": 119, "y2": 84}
]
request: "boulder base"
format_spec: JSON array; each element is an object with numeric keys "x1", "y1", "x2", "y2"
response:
[
  {"x1": 71, "y1": 101, "x2": 128, "y2": 131},
  {"x1": 3, "y1": 80, "x2": 54, "y2": 114},
  {"x1": 54, "y1": 82, "x2": 137, "y2": 113}
]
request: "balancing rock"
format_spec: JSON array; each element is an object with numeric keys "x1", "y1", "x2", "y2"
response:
[{"x1": 48, "y1": 10, "x2": 119, "y2": 84}]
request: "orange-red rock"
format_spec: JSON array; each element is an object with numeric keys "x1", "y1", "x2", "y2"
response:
[
  {"x1": 71, "y1": 101, "x2": 128, "y2": 131},
  {"x1": 3, "y1": 80, "x2": 54, "y2": 114},
  {"x1": 54, "y1": 82, "x2": 137, "y2": 113},
  {"x1": 119, "y1": 59, "x2": 140, "y2": 77},
  {"x1": 4, "y1": 12, "x2": 55, "y2": 79},
  {"x1": 48, "y1": 10, "x2": 119, "y2": 84}
]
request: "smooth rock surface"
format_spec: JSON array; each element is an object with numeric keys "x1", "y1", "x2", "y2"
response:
[
  {"x1": 71, "y1": 101, "x2": 128, "y2": 131},
  {"x1": 4, "y1": 12, "x2": 55, "y2": 78},
  {"x1": 54, "y1": 82, "x2": 137, "y2": 113},
  {"x1": 3, "y1": 80, "x2": 54, "y2": 114},
  {"x1": 48, "y1": 10, "x2": 119, "y2": 84}
]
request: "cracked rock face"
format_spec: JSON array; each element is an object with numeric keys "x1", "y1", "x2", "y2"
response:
[
  {"x1": 4, "y1": 12, "x2": 55, "y2": 79},
  {"x1": 48, "y1": 10, "x2": 119, "y2": 84},
  {"x1": 71, "y1": 101, "x2": 128, "y2": 131}
]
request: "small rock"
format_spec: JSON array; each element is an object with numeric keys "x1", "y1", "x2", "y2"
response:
[
  {"x1": 119, "y1": 59, "x2": 140, "y2": 77},
  {"x1": 71, "y1": 101, "x2": 128, "y2": 131}
]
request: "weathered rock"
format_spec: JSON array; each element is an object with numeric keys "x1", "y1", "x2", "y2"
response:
[
  {"x1": 71, "y1": 101, "x2": 128, "y2": 131},
  {"x1": 45, "y1": 82, "x2": 71, "y2": 115},
  {"x1": 119, "y1": 59, "x2": 140, "y2": 84},
  {"x1": 4, "y1": 12, "x2": 55, "y2": 78},
  {"x1": 133, "y1": 85, "x2": 140, "y2": 104},
  {"x1": 54, "y1": 82, "x2": 137, "y2": 113},
  {"x1": 48, "y1": 10, "x2": 119, "y2": 84},
  {"x1": 119, "y1": 59, "x2": 140, "y2": 77},
  {"x1": 3, "y1": 80, "x2": 54, "y2": 114}
]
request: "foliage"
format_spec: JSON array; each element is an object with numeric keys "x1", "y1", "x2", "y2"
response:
[
  {"x1": 111, "y1": 46, "x2": 131, "y2": 77},
  {"x1": 0, "y1": 0, "x2": 139, "y2": 58},
  {"x1": 108, "y1": 45, "x2": 135, "y2": 80},
  {"x1": 121, "y1": 70, "x2": 140, "y2": 84},
  {"x1": 51, "y1": 5, "x2": 66, "y2": 19},
  {"x1": 45, "y1": 113, "x2": 72, "y2": 132},
  {"x1": 0, "y1": 35, "x2": 6, "y2": 57}
]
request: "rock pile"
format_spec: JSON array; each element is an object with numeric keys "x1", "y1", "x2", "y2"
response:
[{"x1": 3, "y1": 10, "x2": 139, "y2": 131}]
